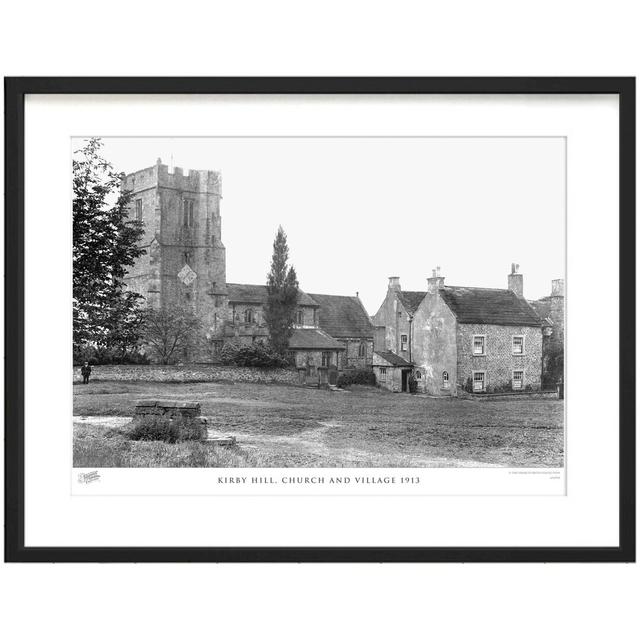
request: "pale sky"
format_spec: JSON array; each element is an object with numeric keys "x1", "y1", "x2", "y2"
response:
[{"x1": 72, "y1": 137, "x2": 565, "y2": 313}]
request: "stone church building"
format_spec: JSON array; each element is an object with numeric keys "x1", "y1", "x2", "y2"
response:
[{"x1": 122, "y1": 160, "x2": 374, "y2": 372}]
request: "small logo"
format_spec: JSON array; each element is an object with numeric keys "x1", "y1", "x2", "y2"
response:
[{"x1": 78, "y1": 470, "x2": 101, "y2": 484}]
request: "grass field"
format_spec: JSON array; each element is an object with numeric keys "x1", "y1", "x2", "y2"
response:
[{"x1": 73, "y1": 380, "x2": 564, "y2": 468}]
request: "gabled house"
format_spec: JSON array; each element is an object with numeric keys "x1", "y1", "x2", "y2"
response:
[{"x1": 373, "y1": 265, "x2": 546, "y2": 395}]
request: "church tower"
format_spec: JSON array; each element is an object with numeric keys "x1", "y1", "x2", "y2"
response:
[{"x1": 122, "y1": 159, "x2": 228, "y2": 359}]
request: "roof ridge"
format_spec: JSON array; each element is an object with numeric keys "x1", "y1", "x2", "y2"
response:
[
  {"x1": 308, "y1": 292, "x2": 358, "y2": 300},
  {"x1": 444, "y1": 285, "x2": 514, "y2": 292},
  {"x1": 226, "y1": 282, "x2": 265, "y2": 287}
]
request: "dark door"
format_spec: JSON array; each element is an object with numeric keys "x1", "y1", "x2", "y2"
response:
[{"x1": 401, "y1": 369, "x2": 409, "y2": 392}]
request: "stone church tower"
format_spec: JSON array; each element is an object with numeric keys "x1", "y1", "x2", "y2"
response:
[{"x1": 122, "y1": 159, "x2": 228, "y2": 358}]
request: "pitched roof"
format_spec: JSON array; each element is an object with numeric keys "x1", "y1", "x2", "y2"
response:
[
  {"x1": 374, "y1": 351, "x2": 413, "y2": 367},
  {"x1": 307, "y1": 293, "x2": 374, "y2": 338},
  {"x1": 226, "y1": 283, "x2": 319, "y2": 306},
  {"x1": 439, "y1": 286, "x2": 542, "y2": 327},
  {"x1": 397, "y1": 290, "x2": 427, "y2": 314},
  {"x1": 288, "y1": 328, "x2": 345, "y2": 350}
]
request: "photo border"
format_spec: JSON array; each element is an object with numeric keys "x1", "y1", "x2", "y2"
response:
[{"x1": 4, "y1": 77, "x2": 635, "y2": 562}]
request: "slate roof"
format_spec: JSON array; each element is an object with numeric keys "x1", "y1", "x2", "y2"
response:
[
  {"x1": 397, "y1": 290, "x2": 427, "y2": 314},
  {"x1": 439, "y1": 286, "x2": 542, "y2": 327},
  {"x1": 226, "y1": 283, "x2": 319, "y2": 307},
  {"x1": 307, "y1": 293, "x2": 374, "y2": 339},
  {"x1": 374, "y1": 351, "x2": 413, "y2": 367},
  {"x1": 288, "y1": 328, "x2": 345, "y2": 350}
]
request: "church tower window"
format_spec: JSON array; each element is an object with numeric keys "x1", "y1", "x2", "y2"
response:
[{"x1": 183, "y1": 199, "x2": 194, "y2": 227}]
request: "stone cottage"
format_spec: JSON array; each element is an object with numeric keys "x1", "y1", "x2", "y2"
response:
[
  {"x1": 373, "y1": 265, "x2": 545, "y2": 395},
  {"x1": 372, "y1": 350, "x2": 414, "y2": 393}
]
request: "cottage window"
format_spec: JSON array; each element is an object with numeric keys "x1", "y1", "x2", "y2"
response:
[
  {"x1": 379, "y1": 367, "x2": 387, "y2": 380},
  {"x1": 322, "y1": 351, "x2": 331, "y2": 367},
  {"x1": 183, "y1": 199, "x2": 194, "y2": 227},
  {"x1": 400, "y1": 334, "x2": 408, "y2": 351},
  {"x1": 295, "y1": 309, "x2": 304, "y2": 325},
  {"x1": 358, "y1": 341, "x2": 367, "y2": 357},
  {"x1": 135, "y1": 199, "x2": 143, "y2": 222},
  {"x1": 512, "y1": 336, "x2": 524, "y2": 355},
  {"x1": 512, "y1": 370, "x2": 524, "y2": 390},
  {"x1": 244, "y1": 308, "x2": 254, "y2": 323},
  {"x1": 442, "y1": 371, "x2": 450, "y2": 389},
  {"x1": 473, "y1": 371, "x2": 485, "y2": 392},
  {"x1": 415, "y1": 370, "x2": 422, "y2": 380},
  {"x1": 473, "y1": 335, "x2": 485, "y2": 355}
]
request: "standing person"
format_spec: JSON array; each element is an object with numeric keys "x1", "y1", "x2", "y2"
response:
[{"x1": 81, "y1": 361, "x2": 92, "y2": 385}]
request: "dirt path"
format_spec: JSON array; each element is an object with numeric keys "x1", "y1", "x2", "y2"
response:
[{"x1": 205, "y1": 421, "x2": 503, "y2": 468}]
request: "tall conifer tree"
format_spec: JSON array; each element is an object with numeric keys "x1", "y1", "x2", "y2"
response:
[{"x1": 264, "y1": 226, "x2": 299, "y2": 355}]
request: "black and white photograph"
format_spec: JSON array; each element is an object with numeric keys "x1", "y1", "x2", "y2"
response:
[{"x1": 72, "y1": 136, "x2": 565, "y2": 472}]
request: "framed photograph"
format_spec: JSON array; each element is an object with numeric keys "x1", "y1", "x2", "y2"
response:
[{"x1": 5, "y1": 77, "x2": 635, "y2": 562}]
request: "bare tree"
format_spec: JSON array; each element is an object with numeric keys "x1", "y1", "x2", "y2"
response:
[{"x1": 142, "y1": 306, "x2": 202, "y2": 364}]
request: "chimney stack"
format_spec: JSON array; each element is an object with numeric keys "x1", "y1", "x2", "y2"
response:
[
  {"x1": 388, "y1": 276, "x2": 401, "y2": 292},
  {"x1": 427, "y1": 266, "x2": 445, "y2": 294},
  {"x1": 508, "y1": 263, "x2": 524, "y2": 297},
  {"x1": 551, "y1": 278, "x2": 564, "y2": 297}
]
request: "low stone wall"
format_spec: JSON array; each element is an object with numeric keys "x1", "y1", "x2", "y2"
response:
[
  {"x1": 73, "y1": 364, "x2": 300, "y2": 385},
  {"x1": 464, "y1": 390, "x2": 559, "y2": 401}
]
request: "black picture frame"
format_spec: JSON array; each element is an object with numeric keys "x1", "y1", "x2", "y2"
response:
[{"x1": 4, "y1": 77, "x2": 635, "y2": 563}]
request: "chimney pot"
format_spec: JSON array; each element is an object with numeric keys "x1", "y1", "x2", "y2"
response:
[{"x1": 428, "y1": 267, "x2": 445, "y2": 293}]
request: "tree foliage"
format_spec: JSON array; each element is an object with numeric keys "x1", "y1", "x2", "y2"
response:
[
  {"x1": 219, "y1": 341, "x2": 291, "y2": 368},
  {"x1": 264, "y1": 226, "x2": 299, "y2": 355},
  {"x1": 336, "y1": 369, "x2": 377, "y2": 388},
  {"x1": 73, "y1": 138, "x2": 145, "y2": 354},
  {"x1": 142, "y1": 306, "x2": 202, "y2": 364}
]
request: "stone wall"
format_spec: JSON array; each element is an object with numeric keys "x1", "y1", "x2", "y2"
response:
[
  {"x1": 456, "y1": 324, "x2": 543, "y2": 392},
  {"x1": 410, "y1": 291, "x2": 458, "y2": 395},
  {"x1": 371, "y1": 287, "x2": 412, "y2": 356},
  {"x1": 73, "y1": 364, "x2": 300, "y2": 385},
  {"x1": 291, "y1": 350, "x2": 340, "y2": 371},
  {"x1": 464, "y1": 390, "x2": 559, "y2": 401},
  {"x1": 338, "y1": 337, "x2": 374, "y2": 369}
]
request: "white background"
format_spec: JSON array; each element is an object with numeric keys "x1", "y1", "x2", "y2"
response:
[{"x1": 1, "y1": 2, "x2": 638, "y2": 639}]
